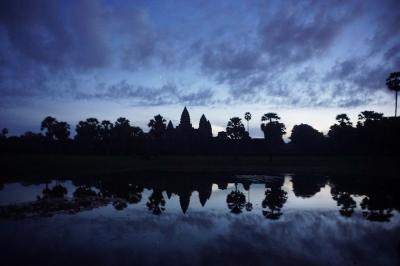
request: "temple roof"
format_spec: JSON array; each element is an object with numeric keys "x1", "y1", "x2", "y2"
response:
[{"x1": 179, "y1": 106, "x2": 192, "y2": 129}]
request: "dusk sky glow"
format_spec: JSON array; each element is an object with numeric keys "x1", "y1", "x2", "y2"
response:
[{"x1": 0, "y1": 0, "x2": 399, "y2": 137}]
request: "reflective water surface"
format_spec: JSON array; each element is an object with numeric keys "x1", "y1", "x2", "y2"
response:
[{"x1": 0, "y1": 174, "x2": 399, "y2": 265}]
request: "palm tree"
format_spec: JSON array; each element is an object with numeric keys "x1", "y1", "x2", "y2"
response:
[
  {"x1": 244, "y1": 112, "x2": 251, "y2": 133},
  {"x1": 386, "y1": 72, "x2": 400, "y2": 117},
  {"x1": 245, "y1": 186, "x2": 253, "y2": 212},
  {"x1": 261, "y1": 112, "x2": 280, "y2": 123},
  {"x1": 148, "y1": 114, "x2": 167, "y2": 138}
]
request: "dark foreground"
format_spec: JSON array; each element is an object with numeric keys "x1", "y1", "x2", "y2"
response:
[
  {"x1": 0, "y1": 174, "x2": 399, "y2": 266},
  {"x1": 1, "y1": 154, "x2": 399, "y2": 178}
]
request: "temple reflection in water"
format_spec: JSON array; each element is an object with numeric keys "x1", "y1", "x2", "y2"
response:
[{"x1": 1, "y1": 174, "x2": 398, "y2": 222}]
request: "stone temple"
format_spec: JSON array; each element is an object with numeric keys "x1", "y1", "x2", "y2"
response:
[{"x1": 168, "y1": 106, "x2": 212, "y2": 138}]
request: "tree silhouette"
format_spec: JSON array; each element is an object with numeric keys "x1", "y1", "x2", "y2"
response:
[
  {"x1": 226, "y1": 117, "x2": 246, "y2": 139},
  {"x1": 328, "y1": 113, "x2": 355, "y2": 153},
  {"x1": 54, "y1": 122, "x2": 70, "y2": 141},
  {"x1": 329, "y1": 114, "x2": 353, "y2": 128},
  {"x1": 148, "y1": 114, "x2": 167, "y2": 139},
  {"x1": 41, "y1": 116, "x2": 57, "y2": 139},
  {"x1": 360, "y1": 195, "x2": 394, "y2": 222},
  {"x1": 336, "y1": 114, "x2": 352, "y2": 126},
  {"x1": 331, "y1": 189, "x2": 356, "y2": 217},
  {"x1": 245, "y1": 186, "x2": 253, "y2": 212},
  {"x1": 1, "y1": 128, "x2": 8, "y2": 137},
  {"x1": 226, "y1": 183, "x2": 246, "y2": 214},
  {"x1": 40, "y1": 183, "x2": 68, "y2": 199},
  {"x1": 328, "y1": 114, "x2": 353, "y2": 138},
  {"x1": 386, "y1": 72, "x2": 400, "y2": 117},
  {"x1": 112, "y1": 117, "x2": 143, "y2": 139},
  {"x1": 41, "y1": 116, "x2": 70, "y2": 141},
  {"x1": 244, "y1": 112, "x2": 251, "y2": 134},
  {"x1": 261, "y1": 179, "x2": 287, "y2": 220},
  {"x1": 261, "y1": 113, "x2": 280, "y2": 123},
  {"x1": 290, "y1": 124, "x2": 324, "y2": 149},
  {"x1": 73, "y1": 186, "x2": 98, "y2": 198},
  {"x1": 75, "y1": 118, "x2": 100, "y2": 142},
  {"x1": 125, "y1": 184, "x2": 143, "y2": 204},
  {"x1": 261, "y1": 187, "x2": 287, "y2": 220},
  {"x1": 357, "y1": 111, "x2": 384, "y2": 128},
  {"x1": 146, "y1": 190, "x2": 166, "y2": 215},
  {"x1": 99, "y1": 120, "x2": 113, "y2": 140},
  {"x1": 358, "y1": 111, "x2": 384, "y2": 124},
  {"x1": 356, "y1": 111, "x2": 386, "y2": 153},
  {"x1": 261, "y1": 113, "x2": 286, "y2": 145}
]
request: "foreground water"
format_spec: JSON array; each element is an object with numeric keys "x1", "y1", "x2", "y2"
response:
[{"x1": 0, "y1": 174, "x2": 399, "y2": 265}]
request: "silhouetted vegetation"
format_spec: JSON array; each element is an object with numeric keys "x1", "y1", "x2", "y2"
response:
[
  {"x1": 0, "y1": 174, "x2": 398, "y2": 223},
  {"x1": 261, "y1": 113, "x2": 286, "y2": 146},
  {"x1": 262, "y1": 178, "x2": 287, "y2": 220},
  {"x1": 290, "y1": 124, "x2": 325, "y2": 154},
  {"x1": 146, "y1": 190, "x2": 166, "y2": 215},
  {"x1": 1, "y1": 105, "x2": 400, "y2": 156},
  {"x1": 148, "y1": 114, "x2": 167, "y2": 139},
  {"x1": 226, "y1": 183, "x2": 246, "y2": 214},
  {"x1": 41, "y1": 116, "x2": 70, "y2": 141},
  {"x1": 386, "y1": 72, "x2": 400, "y2": 117},
  {"x1": 244, "y1": 112, "x2": 251, "y2": 133},
  {"x1": 226, "y1": 117, "x2": 247, "y2": 140}
]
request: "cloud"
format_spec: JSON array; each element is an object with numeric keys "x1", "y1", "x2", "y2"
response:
[
  {"x1": 296, "y1": 67, "x2": 316, "y2": 82},
  {"x1": 76, "y1": 81, "x2": 215, "y2": 106},
  {"x1": 367, "y1": 0, "x2": 400, "y2": 56},
  {"x1": 325, "y1": 57, "x2": 393, "y2": 95},
  {"x1": 197, "y1": 0, "x2": 366, "y2": 104},
  {"x1": 0, "y1": 0, "x2": 168, "y2": 72},
  {"x1": 258, "y1": 0, "x2": 357, "y2": 67},
  {"x1": 0, "y1": 0, "x2": 110, "y2": 69},
  {"x1": 0, "y1": 0, "x2": 398, "y2": 111}
]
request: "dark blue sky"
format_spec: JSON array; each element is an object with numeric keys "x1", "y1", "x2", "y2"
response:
[{"x1": 0, "y1": 0, "x2": 399, "y2": 137}]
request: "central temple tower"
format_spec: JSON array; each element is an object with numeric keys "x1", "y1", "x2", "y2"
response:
[
  {"x1": 179, "y1": 106, "x2": 192, "y2": 130},
  {"x1": 177, "y1": 106, "x2": 194, "y2": 137}
]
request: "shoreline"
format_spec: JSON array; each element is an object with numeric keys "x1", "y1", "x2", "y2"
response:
[{"x1": 1, "y1": 154, "x2": 399, "y2": 180}]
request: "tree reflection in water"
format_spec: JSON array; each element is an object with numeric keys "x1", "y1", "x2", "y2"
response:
[
  {"x1": 331, "y1": 190, "x2": 356, "y2": 217},
  {"x1": 39, "y1": 183, "x2": 68, "y2": 200},
  {"x1": 262, "y1": 179, "x2": 287, "y2": 220},
  {"x1": 146, "y1": 190, "x2": 166, "y2": 215},
  {"x1": 0, "y1": 175, "x2": 399, "y2": 223},
  {"x1": 245, "y1": 185, "x2": 253, "y2": 212},
  {"x1": 226, "y1": 183, "x2": 246, "y2": 214},
  {"x1": 360, "y1": 195, "x2": 394, "y2": 222},
  {"x1": 73, "y1": 186, "x2": 97, "y2": 198}
]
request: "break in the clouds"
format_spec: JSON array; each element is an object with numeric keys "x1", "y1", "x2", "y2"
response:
[{"x1": 0, "y1": 0, "x2": 399, "y2": 127}]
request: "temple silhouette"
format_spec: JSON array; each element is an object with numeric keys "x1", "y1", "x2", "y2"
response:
[
  {"x1": 1, "y1": 105, "x2": 400, "y2": 156},
  {"x1": 166, "y1": 106, "x2": 212, "y2": 139}
]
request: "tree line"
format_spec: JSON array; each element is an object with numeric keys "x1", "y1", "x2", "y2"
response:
[
  {"x1": 1, "y1": 175, "x2": 397, "y2": 222},
  {"x1": 1, "y1": 71, "x2": 399, "y2": 156},
  {"x1": 0, "y1": 110, "x2": 399, "y2": 156}
]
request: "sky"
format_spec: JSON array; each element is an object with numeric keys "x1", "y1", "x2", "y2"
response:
[{"x1": 0, "y1": 0, "x2": 399, "y2": 138}]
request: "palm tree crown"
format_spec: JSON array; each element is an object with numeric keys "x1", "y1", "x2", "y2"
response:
[{"x1": 386, "y1": 72, "x2": 400, "y2": 117}]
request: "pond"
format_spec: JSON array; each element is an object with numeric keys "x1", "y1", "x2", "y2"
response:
[{"x1": 0, "y1": 174, "x2": 399, "y2": 266}]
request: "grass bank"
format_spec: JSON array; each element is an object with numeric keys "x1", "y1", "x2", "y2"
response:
[{"x1": 0, "y1": 154, "x2": 399, "y2": 179}]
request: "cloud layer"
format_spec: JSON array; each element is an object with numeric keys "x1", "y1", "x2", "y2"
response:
[{"x1": 0, "y1": 0, "x2": 399, "y2": 110}]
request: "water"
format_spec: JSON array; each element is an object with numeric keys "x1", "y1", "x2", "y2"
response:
[{"x1": 0, "y1": 174, "x2": 399, "y2": 265}]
